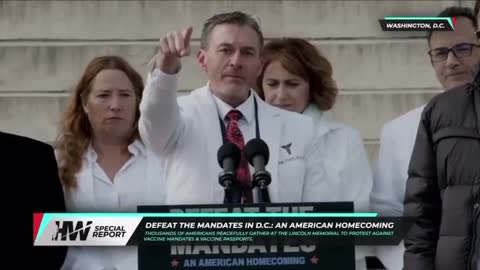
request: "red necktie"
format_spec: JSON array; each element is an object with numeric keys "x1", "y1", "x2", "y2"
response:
[{"x1": 225, "y1": 110, "x2": 253, "y2": 203}]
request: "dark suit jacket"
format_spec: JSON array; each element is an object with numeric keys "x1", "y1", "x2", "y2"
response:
[{"x1": 1, "y1": 131, "x2": 67, "y2": 269}]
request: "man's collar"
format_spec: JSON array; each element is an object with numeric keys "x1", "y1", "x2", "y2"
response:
[{"x1": 212, "y1": 88, "x2": 255, "y2": 124}]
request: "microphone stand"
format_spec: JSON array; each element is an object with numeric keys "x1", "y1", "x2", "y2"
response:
[
  {"x1": 252, "y1": 170, "x2": 271, "y2": 203},
  {"x1": 219, "y1": 171, "x2": 242, "y2": 204},
  {"x1": 219, "y1": 171, "x2": 234, "y2": 203}
]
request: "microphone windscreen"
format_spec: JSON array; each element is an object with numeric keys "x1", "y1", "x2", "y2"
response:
[
  {"x1": 217, "y1": 142, "x2": 241, "y2": 168},
  {"x1": 245, "y1": 138, "x2": 270, "y2": 165}
]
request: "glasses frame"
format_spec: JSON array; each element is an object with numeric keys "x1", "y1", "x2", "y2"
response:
[{"x1": 428, "y1": 42, "x2": 480, "y2": 62}]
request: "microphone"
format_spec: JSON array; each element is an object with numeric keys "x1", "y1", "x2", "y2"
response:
[
  {"x1": 245, "y1": 138, "x2": 271, "y2": 203},
  {"x1": 217, "y1": 142, "x2": 242, "y2": 203}
]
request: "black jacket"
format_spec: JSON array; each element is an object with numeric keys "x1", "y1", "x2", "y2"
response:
[
  {"x1": 404, "y1": 78, "x2": 480, "y2": 270},
  {"x1": 1, "y1": 132, "x2": 67, "y2": 269}
]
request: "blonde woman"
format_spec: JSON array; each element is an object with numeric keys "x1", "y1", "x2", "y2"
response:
[{"x1": 56, "y1": 56, "x2": 164, "y2": 270}]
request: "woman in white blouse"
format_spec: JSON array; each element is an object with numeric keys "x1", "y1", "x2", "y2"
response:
[
  {"x1": 256, "y1": 38, "x2": 374, "y2": 270},
  {"x1": 55, "y1": 55, "x2": 164, "y2": 270}
]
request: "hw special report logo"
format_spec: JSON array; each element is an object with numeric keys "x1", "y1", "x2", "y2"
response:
[
  {"x1": 51, "y1": 221, "x2": 126, "y2": 241},
  {"x1": 51, "y1": 220, "x2": 93, "y2": 241},
  {"x1": 33, "y1": 213, "x2": 142, "y2": 246},
  {"x1": 379, "y1": 16, "x2": 456, "y2": 31}
]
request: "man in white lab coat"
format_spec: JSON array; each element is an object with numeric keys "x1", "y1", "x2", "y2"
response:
[
  {"x1": 371, "y1": 6, "x2": 480, "y2": 269},
  {"x1": 139, "y1": 11, "x2": 332, "y2": 205}
]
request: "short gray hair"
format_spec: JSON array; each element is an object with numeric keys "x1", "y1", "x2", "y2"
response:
[{"x1": 200, "y1": 11, "x2": 264, "y2": 49}]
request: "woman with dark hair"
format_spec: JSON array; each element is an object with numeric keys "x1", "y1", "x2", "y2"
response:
[
  {"x1": 56, "y1": 56, "x2": 164, "y2": 269},
  {"x1": 256, "y1": 38, "x2": 373, "y2": 269}
]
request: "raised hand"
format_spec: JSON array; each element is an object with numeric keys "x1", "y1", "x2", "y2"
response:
[{"x1": 156, "y1": 26, "x2": 193, "y2": 74}]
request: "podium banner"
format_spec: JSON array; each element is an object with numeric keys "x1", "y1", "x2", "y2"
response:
[{"x1": 138, "y1": 202, "x2": 351, "y2": 270}]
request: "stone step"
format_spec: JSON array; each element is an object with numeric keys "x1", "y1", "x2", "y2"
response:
[
  {"x1": 0, "y1": 40, "x2": 441, "y2": 93},
  {"x1": 461, "y1": 0, "x2": 477, "y2": 9},
  {"x1": 0, "y1": 0, "x2": 457, "y2": 40},
  {"x1": 365, "y1": 142, "x2": 380, "y2": 165}
]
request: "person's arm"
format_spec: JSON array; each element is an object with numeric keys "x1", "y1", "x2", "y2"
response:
[
  {"x1": 32, "y1": 143, "x2": 67, "y2": 269},
  {"x1": 371, "y1": 126, "x2": 405, "y2": 216},
  {"x1": 138, "y1": 27, "x2": 193, "y2": 155},
  {"x1": 403, "y1": 107, "x2": 441, "y2": 270},
  {"x1": 139, "y1": 68, "x2": 185, "y2": 155}
]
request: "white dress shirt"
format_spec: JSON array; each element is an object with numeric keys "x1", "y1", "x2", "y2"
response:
[
  {"x1": 214, "y1": 92, "x2": 264, "y2": 202},
  {"x1": 214, "y1": 90, "x2": 255, "y2": 142},
  {"x1": 61, "y1": 139, "x2": 164, "y2": 270}
]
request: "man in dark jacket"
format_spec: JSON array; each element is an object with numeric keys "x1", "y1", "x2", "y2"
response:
[
  {"x1": 1, "y1": 131, "x2": 67, "y2": 269},
  {"x1": 403, "y1": 2, "x2": 480, "y2": 270}
]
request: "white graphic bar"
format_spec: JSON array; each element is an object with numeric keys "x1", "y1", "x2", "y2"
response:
[{"x1": 34, "y1": 216, "x2": 143, "y2": 246}]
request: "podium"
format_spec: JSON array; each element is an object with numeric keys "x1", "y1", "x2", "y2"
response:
[{"x1": 137, "y1": 202, "x2": 356, "y2": 270}]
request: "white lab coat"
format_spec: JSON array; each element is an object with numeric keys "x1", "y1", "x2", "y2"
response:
[
  {"x1": 371, "y1": 105, "x2": 425, "y2": 270},
  {"x1": 303, "y1": 103, "x2": 374, "y2": 270},
  {"x1": 139, "y1": 68, "x2": 336, "y2": 205},
  {"x1": 303, "y1": 104, "x2": 373, "y2": 212}
]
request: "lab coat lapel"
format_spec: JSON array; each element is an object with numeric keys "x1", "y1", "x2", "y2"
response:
[
  {"x1": 190, "y1": 87, "x2": 225, "y2": 203},
  {"x1": 255, "y1": 95, "x2": 281, "y2": 202}
]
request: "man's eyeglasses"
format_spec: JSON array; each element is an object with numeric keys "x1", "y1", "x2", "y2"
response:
[{"x1": 428, "y1": 43, "x2": 480, "y2": 62}]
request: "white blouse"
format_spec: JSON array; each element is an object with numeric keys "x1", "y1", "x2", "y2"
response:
[{"x1": 60, "y1": 139, "x2": 165, "y2": 270}]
